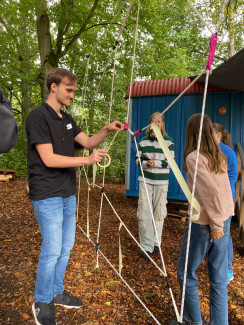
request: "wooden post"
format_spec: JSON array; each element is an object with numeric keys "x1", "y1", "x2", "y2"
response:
[
  {"x1": 235, "y1": 151, "x2": 241, "y2": 217},
  {"x1": 240, "y1": 168, "x2": 244, "y2": 244},
  {"x1": 236, "y1": 143, "x2": 244, "y2": 245}
]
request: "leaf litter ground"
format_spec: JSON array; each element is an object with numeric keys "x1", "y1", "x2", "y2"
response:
[{"x1": 0, "y1": 179, "x2": 243, "y2": 325}]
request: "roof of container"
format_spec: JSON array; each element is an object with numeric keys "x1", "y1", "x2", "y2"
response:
[{"x1": 125, "y1": 77, "x2": 230, "y2": 98}]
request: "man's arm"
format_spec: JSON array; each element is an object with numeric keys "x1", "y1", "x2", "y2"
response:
[
  {"x1": 74, "y1": 120, "x2": 124, "y2": 150},
  {"x1": 36, "y1": 143, "x2": 107, "y2": 168}
]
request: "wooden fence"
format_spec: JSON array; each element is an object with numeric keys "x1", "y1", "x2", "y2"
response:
[{"x1": 235, "y1": 143, "x2": 244, "y2": 245}]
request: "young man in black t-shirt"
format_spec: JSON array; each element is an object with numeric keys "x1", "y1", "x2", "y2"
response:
[{"x1": 26, "y1": 68, "x2": 123, "y2": 325}]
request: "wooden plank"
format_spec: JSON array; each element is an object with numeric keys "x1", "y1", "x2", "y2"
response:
[
  {"x1": 240, "y1": 169, "x2": 244, "y2": 245},
  {"x1": 235, "y1": 145, "x2": 244, "y2": 246},
  {"x1": 0, "y1": 174, "x2": 12, "y2": 182},
  {"x1": 0, "y1": 168, "x2": 17, "y2": 175}
]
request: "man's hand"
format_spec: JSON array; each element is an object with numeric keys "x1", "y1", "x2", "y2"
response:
[
  {"x1": 106, "y1": 121, "x2": 124, "y2": 133},
  {"x1": 210, "y1": 230, "x2": 224, "y2": 242},
  {"x1": 87, "y1": 149, "x2": 107, "y2": 165},
  {"x1": 147, "y1": 153, "x2": 156, "y2": 167}
]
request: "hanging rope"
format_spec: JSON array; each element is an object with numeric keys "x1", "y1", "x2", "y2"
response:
[
  {"x1": 78, "y1": 55, "x2": 90, "y2": 130},
  {"x1": 133, "y1": 136, "x2": 180, "y2": 321},
  {"x1": 137, "y1": 69, "x2": 207, "y2": 133},
  {"x1": 75, "y1": 0, "x2": 129, "y2": 74},
  {"x1": 76, "y1": 222, "x2": 162, "y2": 325},
  {"x1": 75, "y1": 0, "x2": 133, "y2": 137},
  {"x1": 186, "y1": 0, "x2": 214, "y2": 34},
  {"x1": 179, "y1": 69, "x2": 210, "y2": 324},
  {"x1": 89, "y1": 0, "x2": 135, "y2": 112},
  {"x1": 126, "y1": 0, "x2": 141, "y2": 124},
  {"x1": 74, "y1": 0, "x2": 229, "y2": 324}
]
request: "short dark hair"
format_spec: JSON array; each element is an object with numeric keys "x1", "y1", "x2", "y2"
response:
[{"x1": 47, "y1": 68, "x2": 77, "y2": 92}]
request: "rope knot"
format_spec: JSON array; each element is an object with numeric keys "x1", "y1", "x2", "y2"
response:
[
  {"x1": 134, "y1": 130, "x2": 142, "y2": 137},
  {"x1": 124, "y1": 123, "x2": 129, "y2": 130}
]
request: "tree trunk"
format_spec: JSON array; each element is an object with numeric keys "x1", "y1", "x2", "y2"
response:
[
  {"x1": 35, "y1": 0, "x2": 58, "y2": 101},
  {"x1": 20, "y1": 0, "x2": 34, "y2": 127},
  {"x1": 21, "y1": 81, "x2": 33, "y2": 127},
  {"x1": 229, "y1": 0, "x2": 235, "y2": 57},
  {"x1": 35, "y1": 0, "x2": 99, "y2": 102}
]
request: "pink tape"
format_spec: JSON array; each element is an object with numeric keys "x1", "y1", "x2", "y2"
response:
[
  {"x1": 134, "y1": 130, "x2": 142, "y2": 137},
  {"x1": 206, "y1": 33, "x2": 218, "y2": 70},
  {"x1": 124, "y1": 123, "x2": 129, "y2": 130}
]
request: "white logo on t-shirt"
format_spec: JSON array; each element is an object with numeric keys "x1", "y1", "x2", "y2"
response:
[{"x1": 66, "y1": 123, "x2": 72, "y2": 130}]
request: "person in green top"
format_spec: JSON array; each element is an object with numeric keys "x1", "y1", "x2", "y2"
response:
[{"x1": 136, "y1": 112, "x2": 174, "y2": 260}]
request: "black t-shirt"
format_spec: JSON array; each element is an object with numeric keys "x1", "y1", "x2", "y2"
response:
[{"x1": 26, "y1": 103, "x2": 82, "y2": 200}]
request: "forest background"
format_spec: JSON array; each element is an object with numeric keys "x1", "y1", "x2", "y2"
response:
[{"x1": 0, "y1": 0, "x2": 244, "y2": 180}]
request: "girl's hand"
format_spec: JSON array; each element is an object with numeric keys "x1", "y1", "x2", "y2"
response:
[
  {"x1": 210, "y1": 230, "x2": 224, "y2": 242},
  {"x1": 147, "y1": 153, "x2": 156, "y2": 167}
]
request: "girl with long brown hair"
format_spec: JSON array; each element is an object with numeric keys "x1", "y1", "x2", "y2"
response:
[
  {"x1": 212, "y1": 123, "x2": 234, "y2": 149},
  {"x1": 136, "y1": 112, "x2": 174, "y2": 260},
  {"x1": 174, "y1": 114, "x2": 234, "y2": 325},
  {"x1": 213, "y1": 123, "x2": 238, "y2": 284}
]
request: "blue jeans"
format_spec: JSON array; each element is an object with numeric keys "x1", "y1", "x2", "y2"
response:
[
  {"x1": 227, "y1": 216, "x2": 233, "y2": 271},
  {"x1": 177, "y1": 219, "x2": 230, "y2": 325},
  {"x1": 31, "y1": 196, "x2": 76, "y2": 303}
]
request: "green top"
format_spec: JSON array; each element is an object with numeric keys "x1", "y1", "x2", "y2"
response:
[{"x1": 136, "y1": 135, "x2": 174, "y2": 185}]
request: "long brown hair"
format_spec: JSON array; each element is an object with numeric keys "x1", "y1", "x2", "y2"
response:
[
  {"x1": 183, "y1": 114, "x2": 226, "y2": 173},
  {"x1": 213, "y1": 123, "x2": 234, "y2": 149},
  {"x1": 146, "y1": 112, "x2": 168, "y2": 137}
]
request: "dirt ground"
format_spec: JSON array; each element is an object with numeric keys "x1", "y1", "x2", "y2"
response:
[{"x1": 0, "y1": 178, "x2": 243, "y2": 325}]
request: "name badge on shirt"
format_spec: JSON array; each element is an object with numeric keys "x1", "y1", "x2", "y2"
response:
[{"x1": 66, "y1": 123, "x2": 72, "y2": 130}]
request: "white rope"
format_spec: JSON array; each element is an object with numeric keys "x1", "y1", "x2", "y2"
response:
[
  {"x1": 76, "y1": 222, "x2": 162, "y2": 325},
  {"x1": 134, "y1": 137, "x2": 168, "y2": 272},
  {"x1": 95, "y1": 142, "x2": 109, "y2": 267},
  {"x1": 108, "y1": 49, "x2": 117, "y2": 125},
  {"x1": 126, "y1": 0, "x2": 141, "y2": 124},
  {"x1": 179, "y1": 70, "x2": 210, "y2": 323},
  {"x1": 186, "y1": 0, "x2": 214, "y2": 34},
  {"x1": 103, "y1": 192, "x2": 166, "y2": 276},
  {"x1": 79, "y1": 56, "x2": 90, "y2": 130},
  {"x1": 89, "y1": 0, "x2": 135, "y2": 112},
  {"x1": 86, "y1": 184, "x2": 91, "y2": 238},
  {"x1": 133, "y1": 135, "x2": 180, "y2": 321},
  {"x1": 76, "y1": 168, "x2": 82, "y2": 222},
  {"x1": 82, "y1": 172, "x2": 180, "y2": 321},
  {"x1": 106, "y1": 131, "x2": 119, "y2": 152},
  {"x1": 74, "y1": 1, "x2": 228, "y2": 324},
  {"x1": 140, "y1": 69, "x2": 207, "y2": 132},
  {"x1": 76, "y1": 0, "x2": 129, "y2": 130},
  {"x1": 75, "y1": 0, "x2": 129, "y2": 73},
  {"x1": 95, "y1": 191, "x2": 105, "y2": 268}
]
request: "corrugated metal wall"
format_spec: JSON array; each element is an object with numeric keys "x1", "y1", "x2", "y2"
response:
[{"x1": 125, "y1": 91, "x2": 244, "y2": 200}]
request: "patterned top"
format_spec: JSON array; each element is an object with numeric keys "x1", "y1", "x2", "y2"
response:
[
  {"x1": 136, "y1": 135, "x2": 174, "y2": 185},
  {"x1": 186, "y1": 151, "x2": 234, "y2": 232}
]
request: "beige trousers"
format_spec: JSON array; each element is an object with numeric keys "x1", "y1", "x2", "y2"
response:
[{"x1": 137, "y1": 181, "x2": 168, "y2": 253}]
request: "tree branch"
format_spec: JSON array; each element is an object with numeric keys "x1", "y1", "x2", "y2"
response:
[
  {"x1": 191, "y1": 49, "x2": 227, "y2": 62},
  {"x1": 55, "y1": 0, "x2": 73, "y2": 55},
  {"x1": 59, "y1": 0, "x2": 99, "y2": 58}
]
